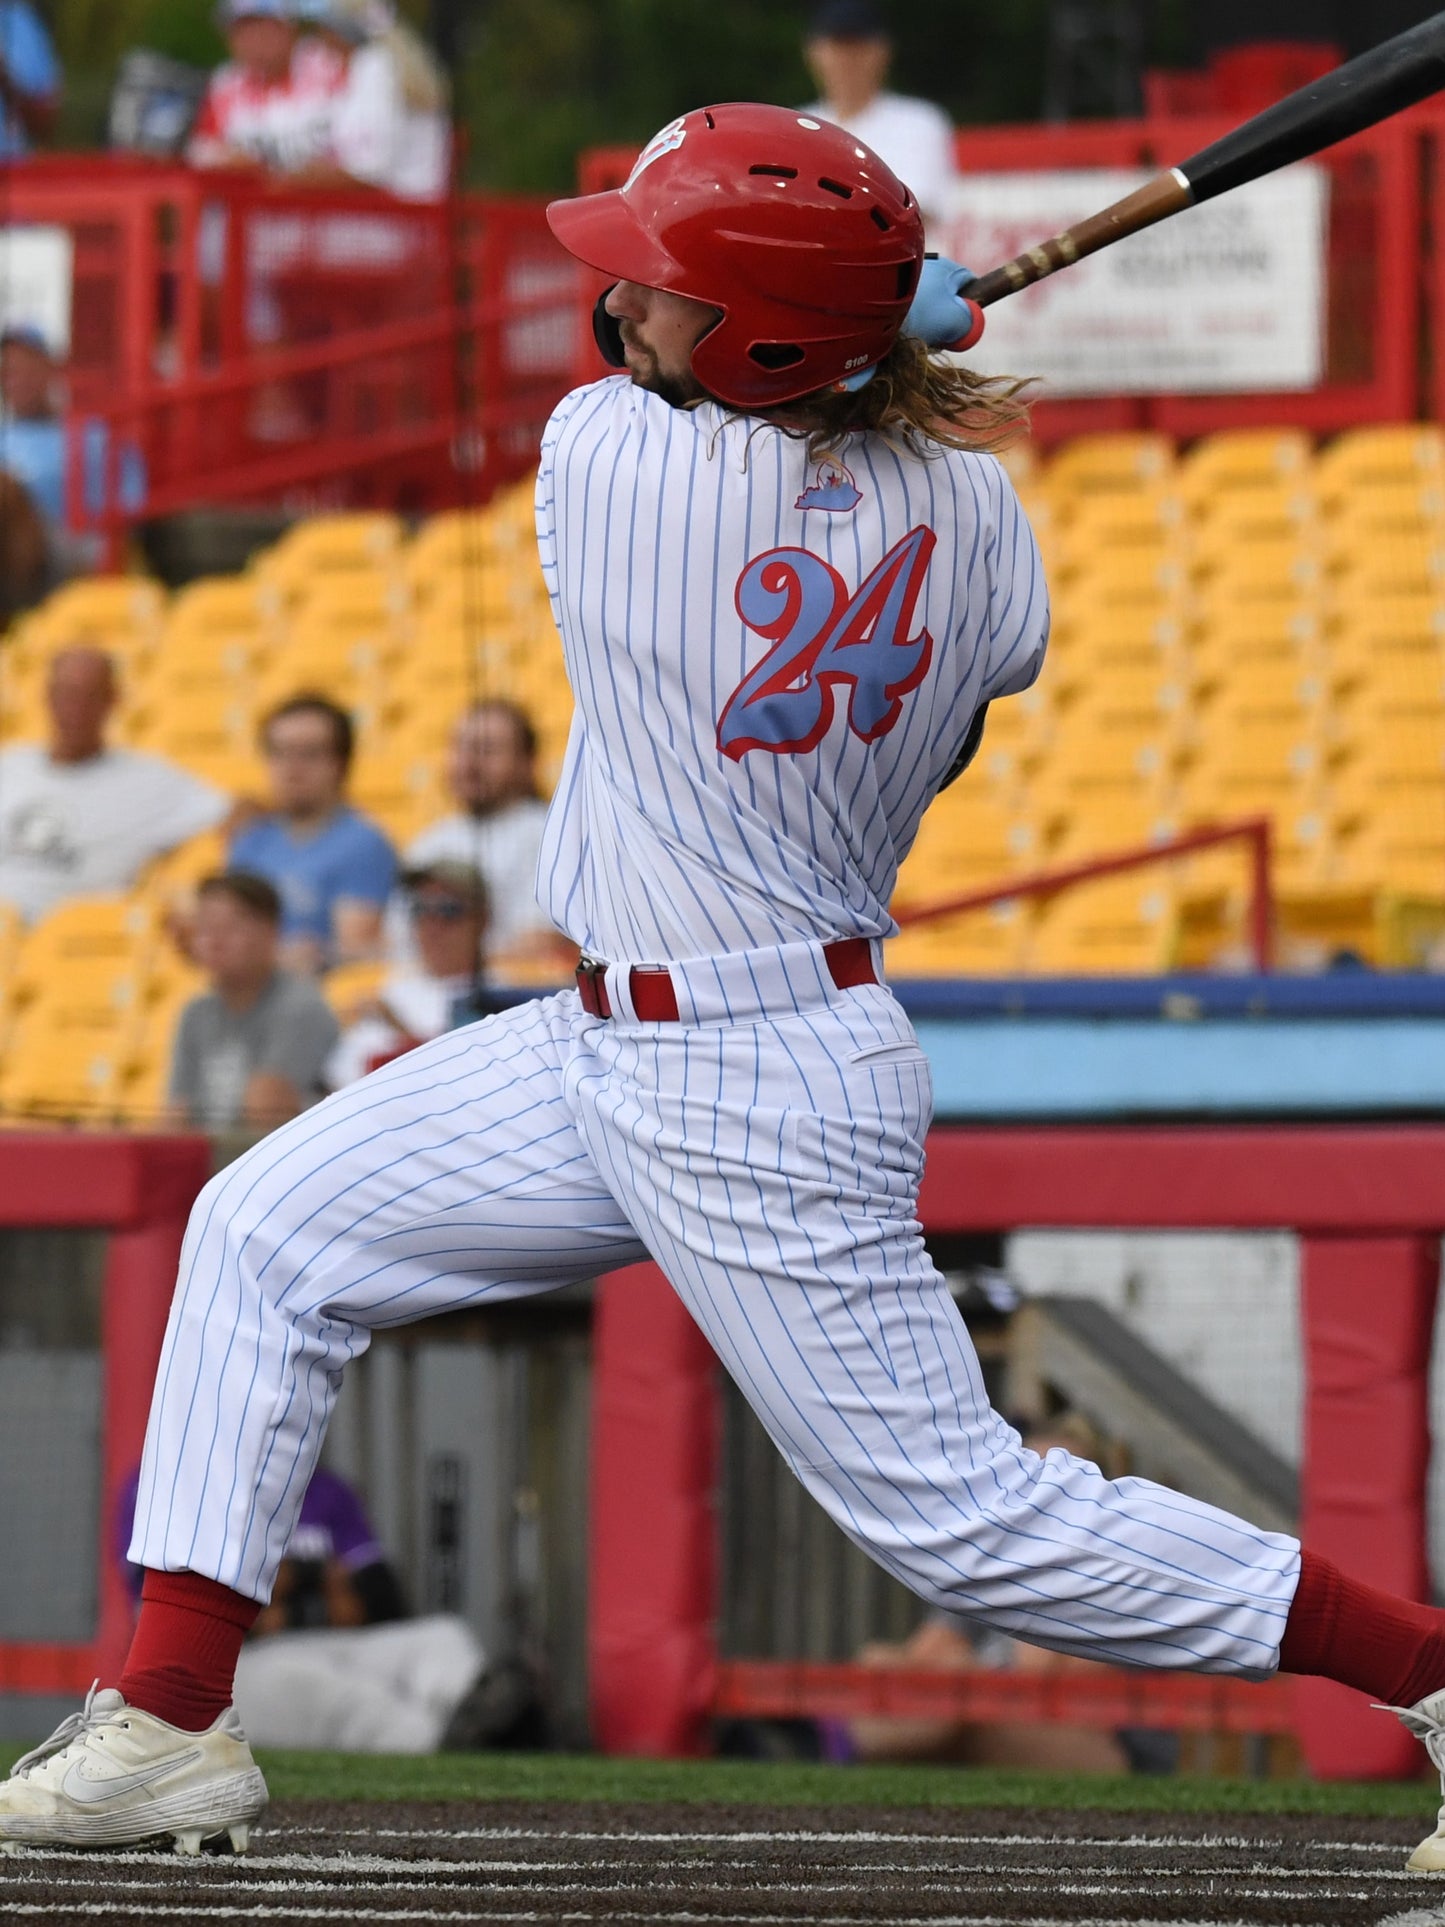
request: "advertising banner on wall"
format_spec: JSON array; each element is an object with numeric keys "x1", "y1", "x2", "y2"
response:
[
  {"x1": 936, "y1": 166, "x2": 1329, "y2": 396},
  {"x1": 0, "y1": 226, "x2": 74, "y2": 355}
]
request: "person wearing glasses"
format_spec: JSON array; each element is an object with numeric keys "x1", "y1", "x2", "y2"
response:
[
  {"x1": 326, "y1": 859, "x2": 488, "y2": 1087},
  {"x1": 229, "y1": 692, "x2": 398, "y2": 974}
]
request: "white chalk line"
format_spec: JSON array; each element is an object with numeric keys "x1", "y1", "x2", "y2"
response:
[
  {"x1": 0, "y1": 1846, "x2": 1426, "y2": 1886},
  {"x1": 0, "y1": 1908, "x2": 1336, "y2": 1926},
  {"x1": 277, "y1": 1823, "x2": 1412, "y2": 1855},
  {"x1": 0, "y1": 1862, "x2": 1423, "y2": 1902}
]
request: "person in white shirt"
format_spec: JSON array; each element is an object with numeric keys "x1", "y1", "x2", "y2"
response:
[
  {"x1": 801, "y1": 0, "x2": 958, "y2": 226},
  {"x1": 328, "y1": 859, "x2": 487, "y2": 1087},
  {"x1": 293, "y1": 0, "x2": 450, "y2": 201},
  {"x1": 402, "y1": 700, "x2": 569, "y2": 974},
  {"x1": 0, "y1": 645, "x2": 232, "y2": 923}
]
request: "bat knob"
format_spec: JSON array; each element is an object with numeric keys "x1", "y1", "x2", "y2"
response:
[{"x1": 947, "y1": 299, "x2": 986, "y2": 353}]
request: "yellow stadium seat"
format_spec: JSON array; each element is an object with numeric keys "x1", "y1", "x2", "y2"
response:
[
  {"x1": 1315, "y1": 425, "x2": 1445, "y2": 505},
  {"x1": 1027, "y1": 875, "x2": 1177, "y2": 974},
  {"x1": 256, "y1": 514, "x2": 404, "y2": 601},
  {"x1": 893, "y1": 795, "x2": 1040, "y2": 909},
  {"x1": 0, "y1": 1004, "x2": 134, "y2": 1119},
  {"x1": 1327, "y1": 595, "x2": 1445, "y2": 657},
  {"x1": 1045, "y1": 434, "x2": 1175, "y2": 498},
  {"x1": 1051, "y1": 607, "x2": 1186, "y2": 666},
  {"x1": 17, "y1": 576, "x2": 166, "y2": 651},
  {"x1": 1177, "y1": 428, "x2": 1314, "y2": 503},
  {"x1": 886, "y1": 901, "x2": 1031, "y2": 976},
  {"x1": 1190, "y1": 487, "x2": 1320, "y2": 565},
  {"x1": 163, "y1": 579, "x2": 270, "y2": 656},
  {"x1": 1193, "y1": 540, "x2": 1324, "y2": 599},
  {"x1": 287, "y1": 572, "x2": 409, "y2": 634},
  {"x1": 9, "y1": 897, "x2": 158, "y2": 1004},
  {"x1": 139, "y1": 699, "x2": 254, "y2": 768}
]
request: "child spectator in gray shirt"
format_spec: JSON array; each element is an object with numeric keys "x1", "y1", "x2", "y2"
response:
[{"x1": 169, "y1": 872, "x2": 338, "y2": 1132}]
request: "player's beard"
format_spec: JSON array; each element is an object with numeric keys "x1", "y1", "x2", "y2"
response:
[{"x1": 619, "y1": 326, "x2": 705, "y2": 409}]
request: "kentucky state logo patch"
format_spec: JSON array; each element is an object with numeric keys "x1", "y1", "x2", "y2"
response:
[{"x1": 795, "y1": 458, "x2": 863, "y2": 513}]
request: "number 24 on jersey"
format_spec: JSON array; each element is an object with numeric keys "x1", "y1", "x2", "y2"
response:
[{"x1": 717, "y1": 526, "x2": 937, "y2": 760}]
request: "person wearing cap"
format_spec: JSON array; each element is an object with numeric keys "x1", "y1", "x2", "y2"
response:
[
  {"x1": 801, "y1": 0, "x2": 958, "y2": 225},
  {"x1": 187, "y1": 0, "x2": 341, "y2": 176},
  {"x1": 292, "y1": 0, "x2": 450, "y2": 201},
  {"x1": 0, "y1": 0, "x2": 59, "y2": 158},
  {"x1": 326, "y1": 859, "x2": 489, "y2": 1087},
  {"x1": 0, "y1": 325, "x2": 146, "y2": 579}
]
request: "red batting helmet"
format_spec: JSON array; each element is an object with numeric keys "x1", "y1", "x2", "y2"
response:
[{"x1": 546, "y1": 102, "x2": 926, "y2": 409}]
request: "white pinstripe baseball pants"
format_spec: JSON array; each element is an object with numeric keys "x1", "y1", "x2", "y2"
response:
[{"x1": 132, "y1": 942, "x2": 1300, "y2": 1676}]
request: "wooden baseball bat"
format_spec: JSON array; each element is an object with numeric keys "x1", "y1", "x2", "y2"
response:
[{"x1": 965, "y1": 11, "x2": 1445, "y2": 308}]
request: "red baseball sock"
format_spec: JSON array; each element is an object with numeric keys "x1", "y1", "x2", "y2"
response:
[
  {"x1": 114, "y1": 1571, "x2": 260, "y2": 1732},
  {"x1": 1279, "y1": 1548, "x2": 1445, "y2": 1708}
]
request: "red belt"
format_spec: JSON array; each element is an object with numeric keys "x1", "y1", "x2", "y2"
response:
[{"x1": 576, "y1": 938, "x2": 877, "y2": 1022}]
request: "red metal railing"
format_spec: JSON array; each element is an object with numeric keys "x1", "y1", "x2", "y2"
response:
[
  {"x1": 3, "y1": 163, "x2": 583, "y2": 551},
  {"x1": 895, "y1": 817, "x2": 1275, "y2": 972},
  {"x1": 715, "y1": 1658, "x2": 1294, "y2": 1735}
]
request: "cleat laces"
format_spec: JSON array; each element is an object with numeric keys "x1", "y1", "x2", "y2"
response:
[{"x1": 10, "y1": 1683, "x2": 118, "y2": 1779}]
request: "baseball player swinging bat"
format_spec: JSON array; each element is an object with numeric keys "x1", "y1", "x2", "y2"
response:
[
  {"x1": 963, "y1": 9, "x2": 1445, "y2": 313},
  {"x1": 15, "y1": 86, "x2": 1445, "y2": 1878}
]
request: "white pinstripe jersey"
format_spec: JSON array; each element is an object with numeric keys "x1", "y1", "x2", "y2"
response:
[{"x1": 534, "y1": 376, "x2": 1049, "y2": 963}]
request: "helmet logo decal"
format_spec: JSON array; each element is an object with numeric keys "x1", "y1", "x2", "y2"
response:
[
  {"x1": 625, "y1": 117, "x2": 687, "y2": 191},
  {"x1": 795, "y1": 459, "x2": 863, "y2": 513},
  {"x1": 718, "y1": 527, "x2": 936, "y2": 759}
]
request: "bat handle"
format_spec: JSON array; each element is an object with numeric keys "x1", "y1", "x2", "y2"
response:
[{"x1": 962, "y1": 168, "x2": 1196, "y2": 309}]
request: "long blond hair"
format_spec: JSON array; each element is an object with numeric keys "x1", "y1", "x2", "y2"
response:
[{"x1": 762, "y1": 333, "x2": 1033, "y2": 462}]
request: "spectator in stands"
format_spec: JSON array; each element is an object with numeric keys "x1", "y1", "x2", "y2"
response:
[
  {"x1": 230, "y1": 693, "x2": 398, "y2": 973},
  {"x1": 294, "y1": 0, "x2": 450, "y2": 201},
  {"x1": 0, "y1": 470, "x2": 47, "y2": 617},
  {"x1": 0, "y1": 646, "x2": 231, "y2": 923},
  {"x1": 0, "y1": 325, "x2": 146, "y2": 577},
  {"x1": 113, "y1": 1461, "x2": 513, "y2": 1754},
  {"x1": 801, "y1": 0, "x2": 958, "y2": 225},
  {"x1": 187, "y1": 0, "x2": 338, "y2": 177},
  {"x1": 404, "y1": 700, "x2": 569, "y2": 975},
  {"x1": 0, "y1": 0, "x2": 59, "y2": 156},
  {"x1": 168, "y1": 870, "x2": 339, "y2": 1131},
  {"x1": 328, "y1": 859, "x2": 488, "y2": 1087}
]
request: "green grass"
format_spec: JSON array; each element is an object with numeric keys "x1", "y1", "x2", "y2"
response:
[{"x1": 0, "y1": 1743, "x2": 1431, "y2": 1818}]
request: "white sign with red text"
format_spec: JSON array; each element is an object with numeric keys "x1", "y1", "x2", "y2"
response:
[{"x1": 936, "y1": 166, "x2": 1328, "y2": 396}]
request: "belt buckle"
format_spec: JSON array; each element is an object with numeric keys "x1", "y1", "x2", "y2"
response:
[{"x1": 576, "y1": 956, "x2": 608, "y2": 1019}]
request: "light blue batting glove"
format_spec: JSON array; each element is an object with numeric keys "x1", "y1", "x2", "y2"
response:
[{"x1": 904, "y1": 255, "x2": 986, "y2": 352}]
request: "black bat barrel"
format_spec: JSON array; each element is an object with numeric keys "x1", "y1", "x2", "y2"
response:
[{"x1": 1181, "y1": 9, "x2": 1445, "y2": 205}]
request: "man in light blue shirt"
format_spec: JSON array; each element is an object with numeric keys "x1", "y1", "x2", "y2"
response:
[
  {"x1": 230, "y1": 693, "x2": 399, "y2": 973},
  {"x1": 0, "y1": 0, "x2": 59, "y2": 156}
]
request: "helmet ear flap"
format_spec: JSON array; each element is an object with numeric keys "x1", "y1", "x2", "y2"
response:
[{"x1": 592, "y1": 287, "x2": 626, "y2": 368}]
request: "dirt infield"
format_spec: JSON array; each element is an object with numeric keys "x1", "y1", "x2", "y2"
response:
[{"x1": 2, "y1": 1799, "x2": 1444, "y2": 1926}]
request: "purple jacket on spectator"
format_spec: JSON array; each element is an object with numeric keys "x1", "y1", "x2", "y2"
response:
[{"x1": 115, "y1": 1464, "x2": 386, "y2": 1605}]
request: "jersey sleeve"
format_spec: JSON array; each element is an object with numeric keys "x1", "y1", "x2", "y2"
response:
[
  {"x1": 977, "y1": 461, "x2": 1051, "y2": 704},
  {"x1": 535, "y1": 379, "x2": 621, "y2": 628}
]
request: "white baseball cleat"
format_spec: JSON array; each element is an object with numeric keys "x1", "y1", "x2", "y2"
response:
[
  {"x1": 1386, "y1": 1690, "x2": 1445, "y2": 1872},
  {"x1": 0, "y1": 1684, "x2": 267, "y2": 1856}
]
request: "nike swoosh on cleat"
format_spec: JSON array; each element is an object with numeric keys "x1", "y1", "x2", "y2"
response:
[{"x1": 60, "y1": 1750, "x2": 204, "y2": 1806}]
